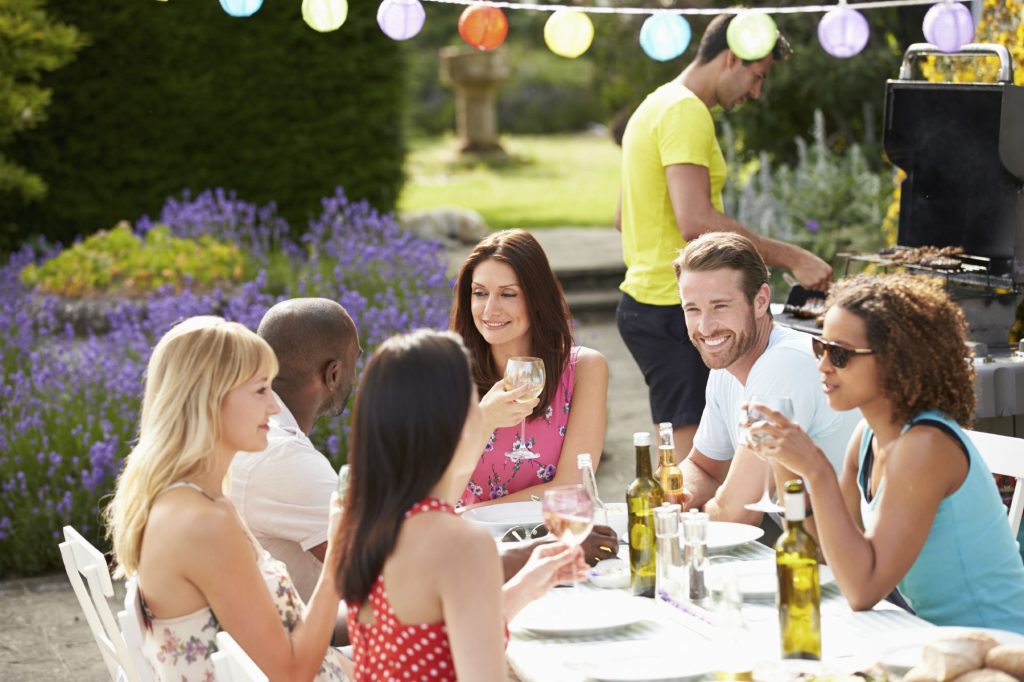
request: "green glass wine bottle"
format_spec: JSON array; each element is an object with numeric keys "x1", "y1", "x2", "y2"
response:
[
  {"x1": 627, "y1": 431, "x2": 664, "y2": 597},
  {"x1": 775, "y1": 479, "x2": 821, "y2": 660}
]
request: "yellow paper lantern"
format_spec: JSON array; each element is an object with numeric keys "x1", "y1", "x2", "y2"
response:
[
  {"x1": 302, "y1": 0, "x2": 349, "y2": 32},
  {"x1": 543, "y1": 10, "x2": 594, "y2": 59}
]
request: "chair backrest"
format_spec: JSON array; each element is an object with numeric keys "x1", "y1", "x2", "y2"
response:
[
  {"x1": 117, "y1": 578, "x2": 155, "y2": 682},
  {"x1": 59, "y1": 525, "x2": 144, "y2": 682},
  {"x1": 966, "y1": 430, "x2": 1024, "y2": 537},
  {"x1": 211, "y1": 631, "x2": 269, "y2": 682}
]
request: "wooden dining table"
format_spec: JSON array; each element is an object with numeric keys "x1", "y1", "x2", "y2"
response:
[{"x1": 506, "y1": 540, "x2": 932, "y2": 682}]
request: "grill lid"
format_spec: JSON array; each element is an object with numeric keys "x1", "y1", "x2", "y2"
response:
[{"x1": 884, "y1": 43, "x2": 1024, "y2": 280}]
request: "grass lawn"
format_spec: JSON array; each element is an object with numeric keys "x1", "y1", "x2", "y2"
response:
[{"x1": 398, "y1": 133, "x2": 621, "y2": 229}]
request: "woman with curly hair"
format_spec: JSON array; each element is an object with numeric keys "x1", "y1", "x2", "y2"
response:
[
  {"x1": 450, "y1": 229, "x2": 609, "y2": 507},
  {"x1": 750, "y1": 273, "x2": 1024, "y2": 631}
]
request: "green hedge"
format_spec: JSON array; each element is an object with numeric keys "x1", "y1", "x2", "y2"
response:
[{"x1": 2, "y1": 0, "x2": 406, "y2": 250}]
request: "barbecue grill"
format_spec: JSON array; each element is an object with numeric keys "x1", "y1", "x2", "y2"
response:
[
  {"x1": 775, "y1": 43, "x2": 1024, "y2": 422},
  {"x1": 787, "y1": 43, "x2": 1024, "y2": 350}
]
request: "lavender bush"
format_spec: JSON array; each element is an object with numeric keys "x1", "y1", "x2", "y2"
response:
[{"x1": 0, "y1": 188, "x2": 450, "y2": 575}]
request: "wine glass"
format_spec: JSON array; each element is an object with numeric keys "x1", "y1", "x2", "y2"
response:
[
  {"x1": 504, "y1": 356, "x2": 545, "y2": 461},
  {"x1": 542, "y1": 484, "x2": 594, "y2": 592},
  {"x1": 741, "y1": 395, "x2": 793, "y2": 514}
]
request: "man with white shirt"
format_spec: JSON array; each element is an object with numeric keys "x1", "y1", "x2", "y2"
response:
[
  {"x1": 230, "y1": 297, "x2": 360, "y2": 602},
  {"x1": 675, "y1": 232, "x2": 860, "y2": 530}
]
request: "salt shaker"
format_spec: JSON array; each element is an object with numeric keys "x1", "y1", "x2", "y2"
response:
[
  {"x1": 682, "y1": 509, "x2": 709, "y2": 603},
  {"x1": 654, "y1": 503, "x2": 683, "y2": 601}
]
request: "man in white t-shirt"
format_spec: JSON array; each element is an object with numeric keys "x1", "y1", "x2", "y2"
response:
[
  {"x1": 230, "y1": 298, "x2": 360, "y2": 602},
  {"x1": 674, "y1": 232, "x2": 861, "y2": 528}
]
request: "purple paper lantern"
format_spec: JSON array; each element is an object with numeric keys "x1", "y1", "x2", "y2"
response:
[
  {"x1": 922, "y1": 1, "x2": 975, "y2": 53},
  {"x1": 377, "y1": 0, "x2": 426, "y2": 41},
  {"x1": 818, "y1": 6, "x2": 870, "y2": 58}
]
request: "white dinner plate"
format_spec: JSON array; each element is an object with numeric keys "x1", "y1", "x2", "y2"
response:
[
  {"x1": 876, "y1": 626, "x2": 1024, "y2": 674},
  {"x1": 580, "y1": 655, "x2": 712, "y2": 682},
  {"x1": 706, "y1": 558, "x2": 835, "y2": 597},
  {"x1": 707, "y1": 522, "x2": 764, "y2": 551},
  {"x1": 461, "y1": 501, "x2": 543, "y2": 537},
  {"x1": 511, "y1": 591, "x2": 645, "y2": 636}
]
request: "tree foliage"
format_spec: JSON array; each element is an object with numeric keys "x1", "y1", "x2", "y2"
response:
[
  {"x1": 1, "y1": 0, "x2": 406, "y2": 252},
  {"x1": 0, "y1": 0, "x2": 84, "y2": 207}
]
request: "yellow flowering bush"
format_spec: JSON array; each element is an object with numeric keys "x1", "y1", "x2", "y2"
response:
[{"x1": 19, "y1": 222, "x2": 245, "y2": 298}]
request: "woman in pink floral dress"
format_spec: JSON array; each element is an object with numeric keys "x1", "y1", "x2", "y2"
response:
[
  {"x1": 450, "y1": 230, "x2": 609, "y2": 507},
  {"x1": 106, "y1": 317, "x2": 349, "y2": 681}
]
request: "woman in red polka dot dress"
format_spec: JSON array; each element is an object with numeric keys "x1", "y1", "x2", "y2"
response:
[{"x1": 334, "y1": 330, "x2": 586, "y2": 681}]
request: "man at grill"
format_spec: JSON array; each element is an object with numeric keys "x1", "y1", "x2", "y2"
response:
[
  {"x1": 673, "y1": 233, "x2": 859, "y2": 536},
  {"x1": 616, "y1": 13, "x2": 832, "y2": 465}
]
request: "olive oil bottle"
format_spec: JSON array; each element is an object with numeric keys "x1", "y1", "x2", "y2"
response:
[
  {"x1": 775, "y1": 479, "x2": 821, "y2": 660},
  {"x1": 627, "y1": 432, "x2": 664, "y2": 597}
]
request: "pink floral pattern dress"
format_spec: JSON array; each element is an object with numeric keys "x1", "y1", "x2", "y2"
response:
[
  {"x1": 459, "y1": 347, "x2": 580, "y2": 507},
  {"x1": 137, "y1": 483, "x2": 348, "y2": 681}
]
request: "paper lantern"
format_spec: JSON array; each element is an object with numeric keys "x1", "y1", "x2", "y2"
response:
[
  {"x1": 639, "y1": 14, "x2": 691, "y2": 62},
  {"x1": 817, "y1": 5, "x2": 870, "y2": 58},
  {"x1": 726, "y1": 11, "x2": 778, "y2": 61},
  {"x1": 922, "y1": 1, "x2": 975, "y2": 53},
  {"x1": 544, "y1": 10, "x2": 594, "y2": 59},
  {"x1": 302, "y1": 0, "x2": 349, "y2": 32},
  {"x1": 219, "y1": 0, "x2": 262, "y2": 17},
  {"x1": 458, "y1": 5, "x2": 508, "y2": 51},
  {"x1": 377, "y1": 0, "x2": 426, "y2": 41}
]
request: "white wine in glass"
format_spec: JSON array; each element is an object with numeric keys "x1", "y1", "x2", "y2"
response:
[
  {"x1": 542, "y1": 484, "x2": 594, "y2": 592},
  {"x1": 504, "y1": 356, "x2": 545, "y2": 460}
]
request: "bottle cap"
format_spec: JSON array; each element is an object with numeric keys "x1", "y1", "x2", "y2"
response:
[
  {"x1": 634, "y1": 432, "x2": 651, "y2": 446},
  {"x1": 576, "y1": 453, "x2": 593, "y2": 469},
  {"x1": 658, "y1": 421, "x2": 673, "y2": 432}
]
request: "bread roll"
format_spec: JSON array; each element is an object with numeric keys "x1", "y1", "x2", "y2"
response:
[
  {"x1": 985, "y1": 645, "x2": 1024, "y2": 680},
  {"x1": 949, "y1": 669, "x2": 1018, "y2": 682},
  {"x1": 904, "y1": 666, "x2": 943, "y2": 682},
  {"x1": 921, "y1": 634, "x2": 1000, "y2": 681}
]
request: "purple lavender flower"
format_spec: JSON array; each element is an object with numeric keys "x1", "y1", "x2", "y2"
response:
[{"x1": 805, "y1": 219, "x2": 820, "y2": 233}]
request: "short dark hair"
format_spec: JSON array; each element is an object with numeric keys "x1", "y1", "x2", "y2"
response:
[
  {"x1": 673, "y1": 232, "x2": 769, "y2": 304},
  {"x1": 450, "y1": 229, "x2": 573, "y2": 419},
  {"x1": 335, "y1": 330, "x2": 473, "y2": 605},
  {"x1": 257, "y1": 297, "x2": 357, "y2": 381},
  {"x1": 695, "y1": 12, "x2": 793, "y2": 65}
]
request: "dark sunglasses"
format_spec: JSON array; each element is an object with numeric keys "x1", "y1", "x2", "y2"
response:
[{"x1": 811, "y1": 336, "x2": 874, "y2": 369}]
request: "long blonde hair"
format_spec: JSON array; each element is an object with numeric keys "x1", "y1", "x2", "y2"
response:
[{"x1": 105, "y1": 316, "x2": 278, "y2": 577}]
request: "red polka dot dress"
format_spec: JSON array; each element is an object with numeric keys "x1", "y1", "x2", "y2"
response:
[{"x1": 346, "y1": 498, "x2": 461, "y2": 682}]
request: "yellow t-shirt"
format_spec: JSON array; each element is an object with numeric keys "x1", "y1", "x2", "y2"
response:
[{"x1": 620, "y1": 82, "x2": 726, "y2": 305}]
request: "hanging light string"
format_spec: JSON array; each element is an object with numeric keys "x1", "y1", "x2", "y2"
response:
[{"x1": 418, "y1": 0, "x2": 941, "y2": 17}]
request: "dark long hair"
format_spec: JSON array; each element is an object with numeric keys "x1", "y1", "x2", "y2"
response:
[
  {"x1": 449, "y1": 229, "x2": 573, "y2": 418},
  {"x1": 335, "y1": 330, "x2": 473, "y2": 605}
]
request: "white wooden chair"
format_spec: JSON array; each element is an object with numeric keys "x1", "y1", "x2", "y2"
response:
[
  {"x1": 117, "y1": 577, "x2": 155, "y2": 682},
  {"x1": 211, "y1": 631, "x2": 268, "y2": 682},
  {"x1": 59, "y1": 525, "x2": 145, "y2": 682},
  {"x1": 966, "y1": 429, "x2": 1024, "y2": 537}
]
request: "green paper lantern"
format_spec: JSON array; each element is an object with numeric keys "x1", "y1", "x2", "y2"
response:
[
  {"x1": 726, "y1": 11, "x2": 778, "y2": 61},
  {"x1": 303, "y1": 0, "x2": 349, "y2": 32}
]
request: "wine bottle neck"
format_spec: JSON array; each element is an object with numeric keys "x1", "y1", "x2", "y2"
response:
[{"x1": 635, "y1": 445, "x2": 654, "y2": 478}]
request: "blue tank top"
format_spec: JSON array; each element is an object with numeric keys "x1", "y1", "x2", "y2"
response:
[{"x1": 858, "y1": 410, "x2": 1024, "y2": 633}]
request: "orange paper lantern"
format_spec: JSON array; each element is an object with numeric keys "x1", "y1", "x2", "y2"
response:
[{"x1": 458, "y1": 5, "x2": 508, "y2": 51}]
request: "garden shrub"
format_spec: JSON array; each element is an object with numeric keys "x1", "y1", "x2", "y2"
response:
[
  {"x1": 20, "y1": 222, "x2": 245, "y2": 298},
  {"x1": 722, "y1": 111, "x2": 891, "y2": 296},
  {"x1": 2, "y1": 0, "x2": 406, "y2": 251},
  {"x1": 0, "y1": 188, "x2": 450, "y2": 576}
]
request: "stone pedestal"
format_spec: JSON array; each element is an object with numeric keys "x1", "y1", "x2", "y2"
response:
[{"x1": 439, "y1": 46, "x2": 509, "y2": 156}]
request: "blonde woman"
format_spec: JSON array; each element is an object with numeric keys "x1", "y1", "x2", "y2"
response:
[{"x1": 106, "y1": 316, "x2": 349, "y2": 681}]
